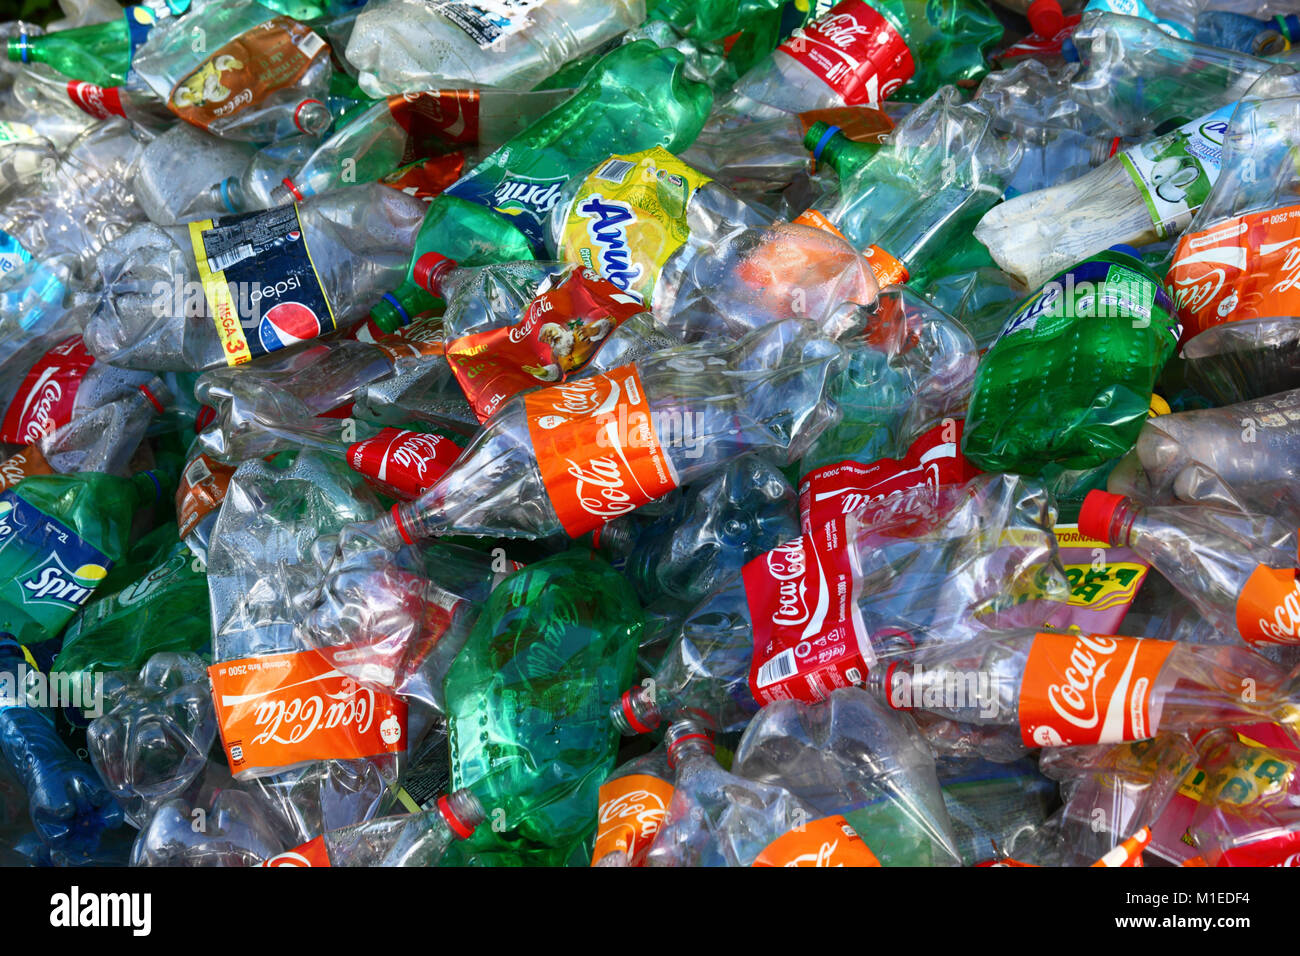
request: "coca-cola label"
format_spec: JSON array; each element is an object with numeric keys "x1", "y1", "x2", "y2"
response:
[
  {"x1": 1167, "y1": 204, "x2": 1300, "y2": 346},
  {"x1": 744, "y1": 517, "x2": 872, "y2": 706},
  {"x1": 352, "y1": 315, "x2": 446, "y2": 359},
  {"x1": 995, "y1": 14, "x2": 1082, "y2": 63},
  {"x1": 208, "y1": 646, "x2": 407, "y2": 778},
  {"x1": 345, "y1": 427, "x2": 461, "y2": 500},
  {"x1": 1214, "y1": 831, "x2": 1300, "y2": 867},
  {"x1": 65, "y1": 81, "x2": 125, "y2": 119},
  {"x1": 257, "y1": 835, "x2": 332, "y2": 867},
  {"x1": 0, "y1": 336, "x2": 94, "y2": 445},
  {"x1": 751, "y1": 815, "x2": 881, "y2": 867},
  {"x1": 779, "y1": 0, "x2": 916, "y2": 106},
  {"x1": 0, "y1": 444, "x2": 52, "y2": 494},
  {"x1": 386, "y1": 90, "x2": 481, "y2": 150},
  {"x1": 1017, "y1": 632, "x2": 1176, "y2": 747},
  {"x1": 447, "y1": 268, "x2": 645, "y2": 422},
  {"x1": 798, "y1": 421, "x2": 981, "y2": 535},
  {"x1": 1236, "y1": 565, "x2": 1300, "y2": 647},
  {"x1": 591, "y1": 773, "x2": 675, "y2": 867},
  {"x1": 176, "y1": 453, "x2": 235, "y2": 540},
  {"x1": 524, "y1": 364, "x2": 677, "y2": 537},
  {"x1": 378, "y1": 153, "x2": 466, "y2": 203}
]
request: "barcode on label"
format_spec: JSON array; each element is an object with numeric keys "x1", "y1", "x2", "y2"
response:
[
  {"x1": 207, "y1": 244, "x2": 254, "y2": 273},
  {"x1": 184, "y1": 456, "x2": 212, "y2": 487},
  {"x1": 295, "y1": 31, "x2": 326, "y2": 60},
  {"x1": 756, "y1": 649, "x2": 796, "y2": 688},
  {"x1": 596, "y1": 159, "x2": 635, "y2": 184}
]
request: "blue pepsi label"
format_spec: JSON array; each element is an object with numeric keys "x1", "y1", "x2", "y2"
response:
[{"x1": 190, "y1": 204, "x2": 335, "y2": 366}]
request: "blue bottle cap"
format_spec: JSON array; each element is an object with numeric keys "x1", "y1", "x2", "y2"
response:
[{"x1": 1061, "y1": 37, "x2": 1079, "y2": 63}]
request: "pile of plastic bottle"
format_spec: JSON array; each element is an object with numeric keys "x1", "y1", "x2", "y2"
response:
[{"x1": 1, "y1": 0, "x2": 1300, "y2": 869}]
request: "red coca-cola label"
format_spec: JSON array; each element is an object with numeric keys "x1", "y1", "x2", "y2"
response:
[
  {"x1": 447, "y1": 269, "x2": 645, "y2": 423},
  {"x1": 995, "y1": 14, "x2": 1081, "y2": 63},
  {"x1": 387, "y1": 90, "x2": 481, "y2": 151},
  {"x1": 379, "y1": 153, "x2": 466, "y2": 203},
  {"x1": 799, "y1": 421, "x2": 981, "y2": 535},
  {"x1": 0, "y1": 336, "x2": 95, "y2": 445},
  {"x1": 1213, "y1": 831, "x2": 1300, "y2": 867},
  {"x1": 744, "y1": 517, "x2": 872, "y2": 706},
  {"x1": 65, "y1": 81, "x2": 125, "y2": 119},
  {"x1": 345, "y1": 427, "x2": 461, "y2": 500},
  {"x1": 779, "y1": 0, "x2": 915, "y2": 106},
  {"x1": 258, "y1": 835, "x2": 332, "y2": 867},
  {"x1": 350, "y1": 315, "x2": 446, "y2": 356}
]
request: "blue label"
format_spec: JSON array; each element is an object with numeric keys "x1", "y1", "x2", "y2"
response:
[{"x1": 444, "y1": 167, "x2": 567, "y2": 252}]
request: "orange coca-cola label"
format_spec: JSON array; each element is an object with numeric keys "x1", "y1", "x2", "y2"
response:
[
  {"x1": 208, "y1": 647, "x2": 407, "y2": 777},
  {"x1": 591, "y1": 773, "x2": 675, "y2": 867},
  {"x1": 379, "y1": 153, "x2": 466, "y2": 203},
  {"x1": 1018, "y1": 632, "x2": 1176, "y2": 747},
  {"x1": 792, "y1": 208, "x2": 848, "y2": 240},
  {"x1": 168, "y1": 17, "x2": 327, "y2": 131},
  {"x1": 258, "y1": 835, "x2": 332, "y2": 867},
  {"x1": 524, "y1": 365, "x2": 677, "y2": 537},
  {"x1": 176, "y1": 453, "x2": 235, "y2": 540},
  {"x1": 1236, "y1": 566, "x2": 1300, "y2": 647},
  {"x1": 0, "y1": 444, "x2": 52, "y2": 493},
  {"x1": 751, "y1": 815, "x2": 881, "y2": 867},
  {"x1": 863, "y1": 245, "x2": 908, "y2": 287},
  {"x1": 1167, "y1": 204, "x2": 1300, "y2": 345}
]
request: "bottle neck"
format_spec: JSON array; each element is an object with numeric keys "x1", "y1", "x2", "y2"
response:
[
  {"x1": 7, "y1": 35, "x2": 40, "y2": 66},
  {"x1": 1102, "y1": 500, "x2": 1140, "y2": 547},
  {"x1": 611, "y1": 684, "x2": 662, "y2": 736},
  {"x1": 664, "y1": 719, "x2": 715, "y2": 771},
  {"x1": 438, "y1": 788, "x2": 486, "y2": 840}
]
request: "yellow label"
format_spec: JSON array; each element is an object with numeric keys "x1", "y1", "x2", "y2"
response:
[
  {"x1": 560, "y1": 147, "x2": 712, "y2": 308},
  {"x1": 188, "y1": 218, "x2": 252, "y2": 366}
]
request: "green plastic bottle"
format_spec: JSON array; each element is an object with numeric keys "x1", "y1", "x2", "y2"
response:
[
  {"x1": 804, "y1": 120, "x2": 882, "y2": 182},
  {"x1": 374, "y1": 40, "x2": 713, "y2": 331},
  {"x1": 0, "y1": 470, "x2": 170, "y2": 647},
  {"x1": 961, "y1": 246, "x2": 1180, "y2": 474},
  {"x1": 6, "y1": 6, "x2": 156, "y2": 87},
  {"x1": 52, "y1": 525, "x2": 210, "y2": 684},
  {"x1": 444, "y1": 550, "x2": 642, "y2": 862},
  {"x1": 869, "y1": 0, "x2": 1004, "y2": 100}
]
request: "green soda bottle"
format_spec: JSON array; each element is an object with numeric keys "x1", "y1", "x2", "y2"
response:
[
  {"x1": 0, "y1": 470, "x2": 171, "y2": 647},
  {"x1": 6, "y1": 6, "x2": 157, "y2": 87},
  {"x1": 961, "y1": 246, "x2": 1180, "y2": 475},
  {"x1": 444, "y1": 550, "x2": 642, "y2": 862},
  {"x1": 373, "y1": 40, "x2": 713, "y2": 331},
  {"x1": 804, "y1": 120, "x2": 882, "y2": 181},
  {"x1": 52, "y1": 525, "x2": 210, "y2": 684}
]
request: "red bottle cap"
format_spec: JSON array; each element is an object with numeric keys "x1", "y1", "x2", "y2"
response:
[
  {"x1": 413, "y1": 252, "x2": 456, "y2": 296},
  {"x1": 1079, "y1": 490, "x2": 1127, "y2": 544},
  {"x1": 1027, "y1": 0, "x2": 1065, "y2": 37}
]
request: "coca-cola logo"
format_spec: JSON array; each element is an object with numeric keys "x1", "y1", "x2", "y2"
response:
[
  {"x1": 1168, "y1": 263, "x2": 1227, "y2": 317},
  {"x1": 1045, "y1": 633, "x2": 1120, "y2": 733},
  {"x1": 783, "y1": 839, "x2": 842, "y2": 867},
  {"x1": 389, "y1": 433, "x2": 446, "y2": 481},
  {"x1": 816, "y1": 12, "x2": 872, "y2": 50},
  {"x1": 19, "y1": 375, "x2": 63, "y2": 443},
  {"x1": 765, "y1": 540, "x2": 810, "y2": 628},
  {"x1": 0, "y1": 454, "x2": 29, "y2": 489},
  {"x1": 213, "y1": 88, "x2": 254, "y2": 117},
  {"x1": 568, "y1": 451, "x2": 638, "y2": 522},
  {"x1": 67, "y1": 81, "x2": 109, "y2": 119},
  {"x1": 543, "y1": 377, "x2": 610, "y2": 418},
  {"x1": 250, "y1": 680, "x2": 375, "y2": 747},
  {"x1": 598, "y1": 788, "x2": 668, "y2": 838}
]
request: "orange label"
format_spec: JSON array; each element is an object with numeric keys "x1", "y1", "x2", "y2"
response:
[
  {"x1": 1236, "y1": 565, "x2": 1300, "y2": 647},
  {"x1": 1167, "y1": 204, "x2": 1300, "y2": 345},
  {"x1": 752, "y1": 815, "x2": 881, "y2": 867},
  {"x1": 863, "y1": 245, "x2": 909, "y2": 287},
  {"x1": 524, "y1": 365, "x2": 677, "y2": 537},
  {"x1": 176, "y1": 453, "x2": 235, "y2": 540},
  {"x1": 208, "y1": 647, "x2": 407, "y2": 778},
  {"x1": 1018, "y1": 632, "x2": 1176, "y2": 747},
  {"x1": 258, "y1": 835, "x2": 332, "y2": 867},
  {"x1": 591, "y1": 773, "x2": 674, "y2": 866},
  {"x1": 0, "y1": 445, "x2": 52, "y2": 493},
  {"x1": 169, "y1": 17, "x2": 327, "y2": 131},
  {"x1": 792, "y1": 208, "x2": 848, "y2": 240}
]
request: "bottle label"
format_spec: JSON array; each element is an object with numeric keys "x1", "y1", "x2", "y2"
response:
[
  {"x1": 64, "y1": 81, "x2": 125, "y2": 120},
  {"x1": 188, "y1": 203, "x2": 335, "y2": 367},
  {"x1": 1118, "y1": 105, "x2": 1232, "y2": 241},
  {"x1": 525, "y1": 365, "x2": 677, "y2": 537},
  {"x1": 0, "y1": 336, "x2": 95, "y2": 446},
  {"x1": 176, "y1": 452, "x2": 235, "y2": 541},
  {"x1": 357, "y1": 315, "x2": 446, "y2": 359},
  {"x1": 0, "y1": 229, "x2": 66, "y2": 332},
  {"x1": 0, "y1": 490, "x2": 112, "y2": 637},
  {"x1": 751, "y1": 815, "x2": 881, "y2": 866},
  {"x1": 792, "y1": 208, "x2": 848, "y2": 239},
  {"x1": 862, "y1": 244, "x2": 908, "y2": 287},
  {"x1": 208, "y1": 647, "x2": 408, "y2": 778},
  {"x1": 447, "y1": 268, "x2": 645, "y2": 423},
  {"x1": 591, "y1": 773, "x2": 675, "y2": 867},
  {"x1": 1082, "y1": 0, "x2": 1194, "y2": 39},
  {"x1": 387, "y1": 90, "x2": 481, "y2": 150},
  {"x1": 798, "y1": 420, "x2": 981, "y2": 536},
  {"x1": 1167, "y1": 203, "x2": 1300, "y2": 345},
  {"x1": 1018, "y1": 632, "x2": 1176, "y2": 747},
  {"x1": 996, "y1": 14, "x2": 1081, "y2": 62},
  {"x1": 1236, "y1": 566, "x2": 1300, "y2": 647},
  {"x1": 559, "y1": 148, "x2": 714, "y2": 307},
  {"x1": 444, "y1": 167, "x2": 569, "y2": 251},
  {"x1": 439, "y1": 0, "x2": 544, "y2": 49},
  {"x1": 379, "y1": 154, "x2": 466, "y2": 203},
  {"x1": 778, "y1": 0, "x2": 915, "y2": 107},
  {"x1": 167, "y1": 17, "x2": 328, "y2": 130},
  {"x1": 258, "y1": 835, "x2": 332, "y2": 867},
  {"x1": 0, "y1": 445, "x2": 53, "y2": 494},
  {"x1": 1045, "y1": 525, "x2": 1149, "y2": 635},
  {"x1": 744, "y1": 517, "x2": 873, "y2": 706},
  {"x1": 345, "y1": 427, "x2": 461, "y2": 500}
]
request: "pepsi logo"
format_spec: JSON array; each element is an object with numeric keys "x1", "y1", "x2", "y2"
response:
[{"x1": 259, "y1": 301, "x2": 322, "y2": 352}]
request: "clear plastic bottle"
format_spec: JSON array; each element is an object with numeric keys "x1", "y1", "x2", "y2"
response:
[
  {"x1": 309, "y1": 790, "x2": 485, "y2": 865},
  {"x1": 343, "y1": 0, "x2": 646, "y2": 96},
  {"x1": 131, "y1": 122, "x2": 260, "y2": 226}
]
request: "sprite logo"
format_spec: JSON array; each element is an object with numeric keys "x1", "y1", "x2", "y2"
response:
[
  {"x1": 491, "y1": 175, "x2": 566, "y2": 218},
  {"x1": 20, "y1": 551, "x2": 106, "y2": 608}
]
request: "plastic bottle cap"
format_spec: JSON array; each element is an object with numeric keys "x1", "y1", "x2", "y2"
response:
[
  {"x1": 1108, "y1": 244, "x2": 1142, "y2": 261},
  {"x1": 1026, "y1": 0, "x2": 1065, "y2": 37},
  {"x1": 1078, "y1": 490, "x2": 1127, "y2": 544},
  {"x1": 413, "y1": 252, "x2": 456, "y2": 296}
]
